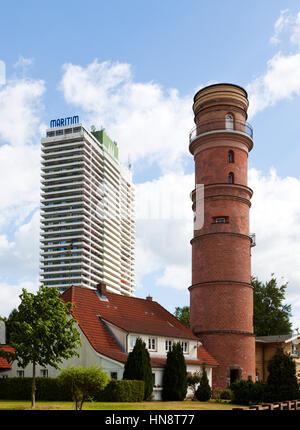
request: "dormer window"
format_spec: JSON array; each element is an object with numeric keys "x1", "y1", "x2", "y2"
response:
[
  {"x1": 225, "y1": 113, "x2": 234, "y2": 130},
  {"x1": 228, "y1": 172, "x2": 234, "y2": 184},
  {"x1": 228, "y1": 150, "x2": 234, "y2": 163}
]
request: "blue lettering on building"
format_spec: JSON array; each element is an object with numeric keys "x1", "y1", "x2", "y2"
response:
[{"x1": 50, "y1": 115, "x2": 79, "y2": 128}]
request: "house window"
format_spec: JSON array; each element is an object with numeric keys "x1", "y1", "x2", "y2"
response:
[
  {"x1": 17, "y1": 370, "x2": 24, "y2": 378},
  {"x1": 152, "y1": 373, "x2": 156, "y2": 386},
  {"x1": 215, "y1": 217, "x2": 226, "y2": 224},
  {"x1": 110, "y1": 372, "x2": 118, "y2": 379},
  {"x1": 40, "y1": 369, "x2": 48, "y2": 378},
  {"x1": 130, "y1": 336, "x2": 137, "y2": 349},
  {"x1": 228, "y1": 150, "x2": 234, "y2": 163},
  {"x1": 228, "y1": 172, "x2": 234, "y2": 184},
  {"x1": 148, "y1": 338, "x2": 156, "y2": 351},
  {"x1": 225, "y1": 114, "x2": 234, "y2": 130},
  {"x1": 181, "y1": 341, "x2": 189, "y2": 353},
  {"x1": 291, "y1": 344, "x2": 299, "y2": 357},
  {"x1": 165, "y1": 340, "x2": 173, "y2": 351}
]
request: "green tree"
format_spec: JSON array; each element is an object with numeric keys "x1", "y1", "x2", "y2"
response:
[
  {"x1": 162, "y1": 342, "x2": 187, "y2": 401},
  {"x1": 265, "y1": 347, "x2": 300, "y2": 402},
  {"x1": 1, "y1": 286, "x2": 81, "y2": 408},
  {"x1": 123, "y1": 337, "x2": 153, "y2": 400},
  {"x1": 58, "y1": 366, "x2": 109, "y2": 410},
  {"x1": 253, "y1": 275, "x2": 293, "y2": 336},
  {"x1": 195, "y1": 364, "x2": 212, "y2": 401},
  {"x1": 174, "y1": 306, "x2": 190, "y2": 327}
]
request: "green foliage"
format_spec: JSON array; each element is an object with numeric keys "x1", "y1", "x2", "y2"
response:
[
  {"x1": 162, "y1": 342, "x2": 187, "y2": 401},
  {"x1": 187, "y1": 371, "x2": 201, "y2": 399},
  {"x1": 123, "y1": 337, "x2": 153, "y2": 400},
  {"x1": 4, "y1": 286, "x2": 81, "y2": 407},
  {"x1": 58, "y1": 366, "x2": 109, "y2": 410},
  {"x1": 195, "y1": 365, "x2": 212, "y2": 401},
  {"x1": 265, "y1": 347, "x2": 300, "y2": 402},
  {"x1": 219, "y1": 389, "x2": 233, "y2": 400},
  {"x1": 95, "y1": 379, "x2": 144, "y2": 402},
  {"x1": 174, "y1": 306, "x2": 190, "y2": 328},
  {"x1": 0, "y1": 377, "x2": 72, "y2": 401},
  {"x1": 230, "y1": 380, "x2": 266, "y2": 405},
  {"x1": 253, "y1": 275, "x2": 293, "y2": 336}
]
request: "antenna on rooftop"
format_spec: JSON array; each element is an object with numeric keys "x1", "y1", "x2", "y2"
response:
[{"x1": 128, "y1": 154, "x2": 132, "y2": 170}]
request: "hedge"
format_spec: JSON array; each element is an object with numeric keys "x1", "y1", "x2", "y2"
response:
[
  {"x1": 0, "y1": 377, "x2": 72, "y2": 401},
  {"x1": 94, "y1": 379, "x2": 144, "y2": 402},
  {"x1": 0, "y1": 378, "x2": 144, "y2": 402}
]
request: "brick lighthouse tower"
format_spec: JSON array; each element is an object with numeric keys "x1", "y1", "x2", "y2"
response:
[{"x1": 189, "y1": 83, "x2": 255, "y2": 389}]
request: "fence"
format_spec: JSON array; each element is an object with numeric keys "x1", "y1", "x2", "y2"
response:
[{"x1": 233, "y1": 399, "x2": 300, "y2": 410}]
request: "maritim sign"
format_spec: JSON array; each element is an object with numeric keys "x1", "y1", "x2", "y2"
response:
[{"x1": 50, "y1": 115, "x2": 79, "y2": 128}]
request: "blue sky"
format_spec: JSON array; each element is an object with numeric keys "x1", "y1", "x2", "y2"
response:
[{"x1": 1, "y1": 0, "x2": 300, "y2": 331}]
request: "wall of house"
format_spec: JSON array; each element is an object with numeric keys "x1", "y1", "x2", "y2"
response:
[
  {"x1": 256, "y1": 341, "x2": 300, "y2": 383},
  {"x1": 9, "y1": 324, "x2": 124, "y2": 380},
  {"x1": 128, "y1": 333, "x2": 199, "y2": 359}
]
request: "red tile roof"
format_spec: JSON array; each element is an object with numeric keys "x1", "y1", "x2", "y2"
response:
[
  {"x1": 0, "y1": 345, "x2": 15, "y2": 369},
  {"x1": 60, "y1": 285, "x2": 218, "y2": 367}
]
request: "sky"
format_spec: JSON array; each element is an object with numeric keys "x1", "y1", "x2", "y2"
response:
[{"x1": 0, "y1": 0, "x2": 300, "y2": 332}]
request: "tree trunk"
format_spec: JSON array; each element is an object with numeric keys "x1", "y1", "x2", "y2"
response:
[{"x1": 32, "y1": 362, "x2": 36, "y2": 408}]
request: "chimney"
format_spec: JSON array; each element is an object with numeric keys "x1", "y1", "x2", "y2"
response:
[
  {"x1": 146, "y1": 294, "x2": 152, "y2": 301},
  {"x1": 97, "y1": 282, "x2": 107, "y2": 298}
]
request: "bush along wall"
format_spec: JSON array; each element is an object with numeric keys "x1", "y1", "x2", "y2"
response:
[
  {"x1": 0, "y1": 378, "x2": 144, "y2": 402},
  {"x1": 94, "y1": 379, "x2": 145, "y2": 402},
  {"x1": 0, "y1": 377, "x2": 72, "y2": 401}
]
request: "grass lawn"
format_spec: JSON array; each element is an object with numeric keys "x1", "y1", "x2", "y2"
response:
[{"x1": 0, "y1": 400, "x2": 240, "y2": 410}]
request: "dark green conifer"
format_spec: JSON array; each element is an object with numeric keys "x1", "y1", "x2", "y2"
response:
[
  {"x1": 195, "y1": 364, "x2": 212, "y2": 401},
  {"x1": 162, "y1": 342, "x2": 187, "y2": 401},
  {"x1": 123, "y1": 337, "x2": 153, "y2": 400}
]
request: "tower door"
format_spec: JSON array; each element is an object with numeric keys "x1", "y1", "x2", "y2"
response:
[{"x1": 230, "y1": 368, "x2": 241, "y2": 385}]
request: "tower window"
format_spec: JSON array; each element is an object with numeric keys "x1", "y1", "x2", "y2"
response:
[
  {"x1": 228, "y1": 172, "x2": 234, "y2": 184},
  {"x1": 228, "y1": 150, "x2": 234, "y2": 163},
  {"x1": 213, "y1": 216, "x2": 229, "y2": 224},
  {"x1": 225, "y1": 114, "x2": 234, "y2": 130}
]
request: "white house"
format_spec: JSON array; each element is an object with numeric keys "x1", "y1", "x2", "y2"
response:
[{"x1": 1, "y1": 284, "x2": 218, "y2": 400}]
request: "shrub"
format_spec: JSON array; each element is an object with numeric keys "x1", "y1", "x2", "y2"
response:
[
  {"x1": 94, "y1": 379, "x2": 144, "y2": 402},
  {"x1": 0, "y1": 377, "x2": 72, "y2": 401},
  {"x1": 219, "y1": 389, "x2": 233, "y2": 400},
  {"x1": 195, "y1": 365, "x2": 212, "y2": 401},
  {"x1": 265, "y1": 347, "x2": 300, "y2": 402},
  {"x1": 162, "y1": 343, "x2": 187, "y2": 401},
  {"x1": 58, "y1": 366, "x2": 109, "y2": 410},
  {"x1": 230, "y1": 380, "x2": 266, "y2": 405}
]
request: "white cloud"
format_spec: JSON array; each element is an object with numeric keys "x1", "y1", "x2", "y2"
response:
[
  {"x1": 14, "y1": 56, "x2": 33, "y2": 70},
  {"x1": 270, "y1": 9, "x2": 292, "y2": 45},
  {"x1": 0, "y1": 60, "x2": 5, "y2": 86},
  {"x1": 0, "y1": 78, "x2": 45, "y2": 146},
  {"x1": 0, "y1": 280, "x2": 39, "y2": 318},
  {"x1": 59, "y1": 59, "x2": 193, "y2": 172},
  {"x1": 134, "y1": 172, "x2": 193, "y2": 290},
  {"x1": 249, "y1": 168, "x2": 300, "y2": 329},
  {"x1": 247, "y1": 51, "x2": 300, "y2": 117},
  {"x1": 248, "y1": 9, "x2": 300, "y2": 117}
]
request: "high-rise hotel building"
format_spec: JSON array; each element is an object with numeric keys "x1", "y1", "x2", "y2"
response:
[{"x1": 40, "y1": 121, "x2": 135, "y2": 296}]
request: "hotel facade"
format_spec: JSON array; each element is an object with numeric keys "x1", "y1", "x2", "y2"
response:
[{"x1": 40, "y1": 122, "x2": 135, "y2": 296}]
